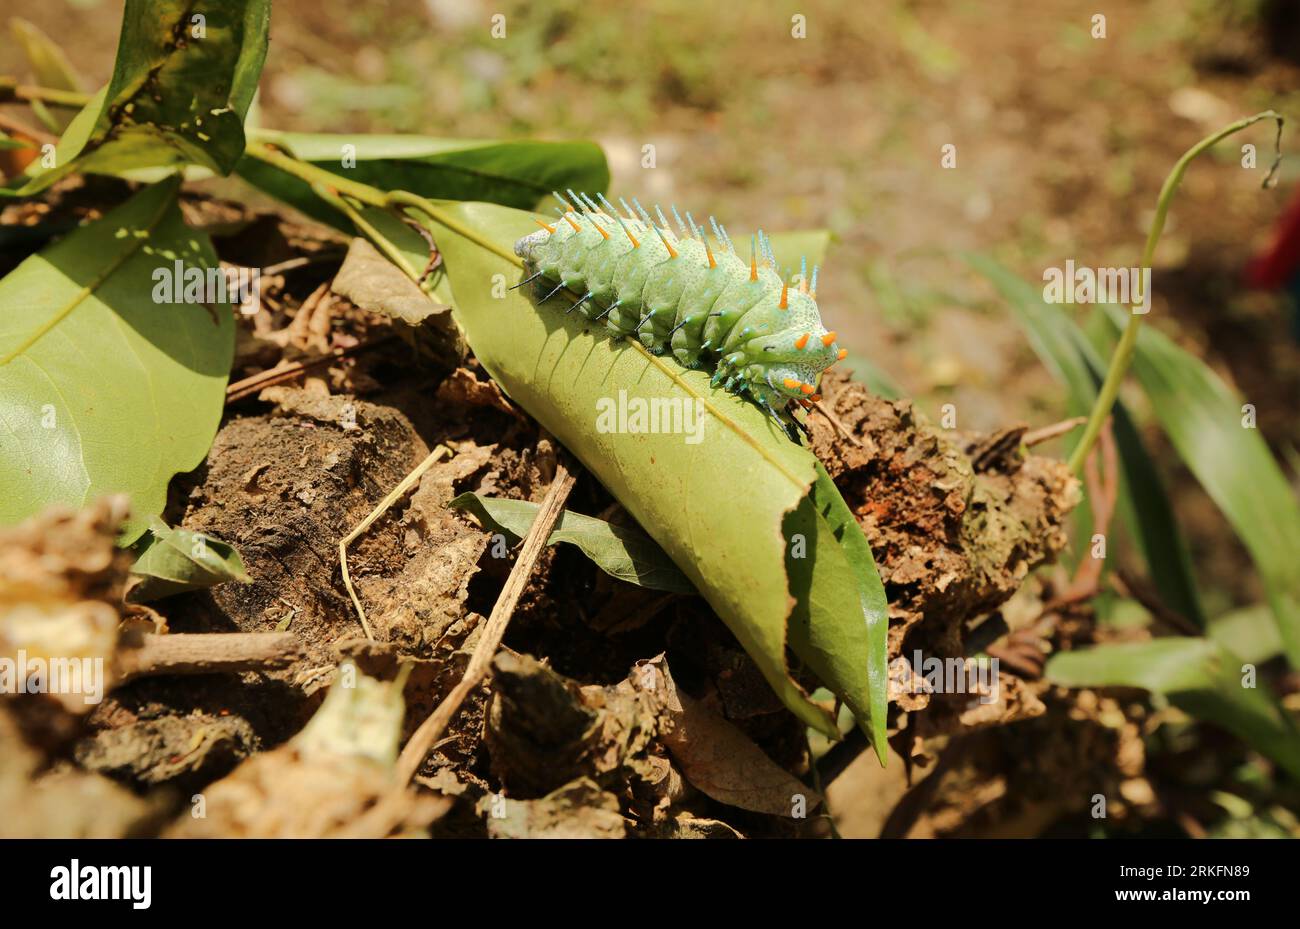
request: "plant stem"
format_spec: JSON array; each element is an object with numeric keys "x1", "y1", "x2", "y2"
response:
[
  {"x1": 1066, "y1": 110, "x2": 1283, "y2": 475},
  {"x1": 386, "y1": 189, "x2": 523, "y2": 268},
  {"x1": 243, "y1": 141, "x2": 388, "y2": 208},
  {"x1": 0, "y1": 78, "x2": 92, "y2": 108}
]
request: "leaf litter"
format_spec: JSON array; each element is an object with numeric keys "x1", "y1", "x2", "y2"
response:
[{"x1": 0, "y1": 189, "x2": 1095, "y2": 838}]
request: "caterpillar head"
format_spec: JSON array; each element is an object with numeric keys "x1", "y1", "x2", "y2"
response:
[{"x1": 513, "y1": 228, "x2": 551, "y2": 262}]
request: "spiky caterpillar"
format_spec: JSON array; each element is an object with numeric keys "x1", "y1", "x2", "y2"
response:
[{"x1": 512, "y1": 191, "x2": 847, "y2": 436}]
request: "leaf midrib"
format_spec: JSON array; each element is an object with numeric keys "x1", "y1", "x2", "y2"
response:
[{"x1": 0, "y1": 185, "x2": 176, "y2": 367}]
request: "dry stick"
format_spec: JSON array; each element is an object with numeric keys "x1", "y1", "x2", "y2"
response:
[
  {"x1": 261, "y1": 251, "x2": 347, "y2": 277},
  {"x1": 0, "y1": 111, "x2": 57, "y2": 146},
  {"x1": 1023, "y1": 415, "x2": 1087, "y2": 448},
  {"x1": 810, "y1": 397, "x2": 862, "y2": 447},
  {"x1": 1035, "y1": 421, "x2": 1120, "y2": 618},
  {"x1": 339, "y1": 445, "x2": 451, "y2": 640},
  {"x1": 225, "y1": 335, "x2": 397, "y2": 403},
  {"x1": 116, "y1": 632, "x2": 302, "y2": 681},
  {"x1": 1111, "y1": 570, "x2": 1202, "y2": 637},
  {"x1": 396, "y1": 463, "x2": 576, "y2": 784}
]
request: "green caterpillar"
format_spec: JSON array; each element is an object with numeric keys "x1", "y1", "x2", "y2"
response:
[{"x1": 513, "y1": 191, "x2": 846, "y2": 437}]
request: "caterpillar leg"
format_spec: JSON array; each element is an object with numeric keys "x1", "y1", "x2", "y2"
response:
[
  {"x1": 539, "y1": 281, "x2": 567, "y2": 302},
  {"x1": 510, "y1": 270, "x2": 544, "y2": 290},
  {"x1": 789, "y1": 406, "x2": 812, "y2": 441},
  {"x1": 761, "y1": 398, "x2": 800, "y2": 443},
  {"x1": 567, "y1": 292, "x2": 595, "y2": 315}
]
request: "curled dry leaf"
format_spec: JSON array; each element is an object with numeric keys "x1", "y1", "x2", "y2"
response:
[
  {"x1": 486, "y1": 651, "x2": 820, "y2": 829},
  {"x1": 0, "y1": 496, "x2": 130, "y2": 712},
  {"x1": 331, "y1": 236, "x2": 466, "y2": 366},
  {"x1": 485, "y1": 651, "x2": 663, "y2": 799},
  {"x1": 479, "y1": 777, "x2": 626, "y2": 839},
  {"x1": 166, "y1": 662, "x2": 447, "y2": 838},
  {"x1": 435, "y1": 367, "x2": 522, "y2": 419},
  {"x1": 637, "y1": 657, "x2": 822, "y2": 817}
]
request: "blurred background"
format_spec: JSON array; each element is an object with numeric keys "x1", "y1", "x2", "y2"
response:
[{"x1": 3, "y1": 0, "x2": 1298, "y2": 835}]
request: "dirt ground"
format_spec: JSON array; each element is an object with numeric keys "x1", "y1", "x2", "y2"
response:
[{"x1": 2, "y1": 0, "x2": 1299, "y2": 837}]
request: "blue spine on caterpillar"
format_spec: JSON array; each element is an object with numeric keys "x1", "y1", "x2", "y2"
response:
[{"x1": 512, "y1": 191, "x2": 847, "y2": 436}]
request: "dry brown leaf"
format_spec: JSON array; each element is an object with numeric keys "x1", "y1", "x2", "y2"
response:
[
  {"x1": 480, "y1": 777, "x2": 625, "y2": 839},
  {"x1": 637, "y1": 658, "x2": 822, "y2": 817},
  {"x1": 166, "y1": 662, "x2": 446, "y2": 838}
]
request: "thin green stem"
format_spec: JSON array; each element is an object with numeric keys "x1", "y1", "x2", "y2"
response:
[
  {"x1": 312, "y1": 184, "x2": 428, "y2": 284},
  {"x1": 385, "y1": 189, "x2": 523, "y2": 269},
  {"x1": 1067, "y1": 110, "x2": 1283, "y2": 475},
  {"x1": 243, "y1": 141, "x2": 389, "y2": 208},
  {"x1": 0, "y1": 79, "x2": 92, "y2": 109}
]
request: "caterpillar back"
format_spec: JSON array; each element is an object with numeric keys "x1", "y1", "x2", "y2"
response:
[{"x1": 514, "y1": 192, "x2": 848, "y2": 437}]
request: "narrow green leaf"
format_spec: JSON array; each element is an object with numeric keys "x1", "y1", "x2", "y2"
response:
[
  {"x1": 0, "y1": 178, "x2": 235, "y2": 542},
  {"x1": 236, "y1": 130, "x2": 610, "y2": 230},
  {"x1": 128, "y1": 518, "x2": 250, "y2": 602},
  {"x1": 1046, "y1": 639, "x2": 1300, "y2": 779},
  {"x1": 969, "y1": 253, "x2": 1206, "y2": 627},
  {"x1": 1209, "y1": 604, "x2": 1285, "y2": 667},
  {"x1": 449, "y1": 493, "x2": 694, "y2": 594},
  {"x1": 10, "y1": 17, "x2": 86, "y2": 133},
  {"x1": 10, "y1": 0, "x2": 270, "y2": 195},
  {"x1": 412, "y1": 198, "x2": 890, "y2": 738},
  {"x1": 1099, "y1": 305, "x2": 1300, "y2": 668}
]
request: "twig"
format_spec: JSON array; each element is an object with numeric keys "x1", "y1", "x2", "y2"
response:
[
  {"x1": 225, "y1": 335, "x2": 396, "y2": 403},
  {"x1": 116, "y1": 632, "x2": 302, "y2": 681},
  {"x1": 339, "y1": 445, "x2": 451, "y2": 640},
  {"x1": 1023, "y1": 416, "x2": 1086, "y2": 448},
  {"x1": 261, "y1": 252, "x2": 347, "y2": 277},
  {"x1": 395, "y1": 462, "x2": 576, "y2": 784},
  {"x1": 811, "y1": 398, "x2": 862, "y2": 447},
  {"x1": 1111, "y1": 570, "x2": 1202, "y2": 637},
  {"x1": 0, "y1": 112, "x2": 56, "y2": 147},
  {"x1": 1039, "y1": 419, "x2": 1119, "y2": 613}
]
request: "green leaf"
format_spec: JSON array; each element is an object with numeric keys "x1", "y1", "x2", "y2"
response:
[
  {"x1": 969, "y1": 254, "x2": 1206, "y2": 627},
  {"x1": 0, "y1": 178, "x2": 235, "y2": 543},
  {"x1": 128, "y1": 517, "x2": 250, "y2": 602},
  {"x1": 236, "y1": 130, "x2": 610, "y2": 230},
  {"x1": 1046, "y1": 639, "x2": 1300, "y2": 779},
  {"x1": 785, "y1": 462, "x2": 891, "y2": 761},
  {"x1": 414, "y1": 199, "x2": 889, "y2": 740},
  {"x1": 1209, "y1": 604, "x2": 1284, "y2": 667},
  {"x1": 449, "y1": 493, "x2": 694, "y2": 594},
  {"x1": 1099, "y1": 305, "x2": 1300, "y2": 668},
  {"x1": 10, "y1": 0, "x2": 270, "y2": 195}
]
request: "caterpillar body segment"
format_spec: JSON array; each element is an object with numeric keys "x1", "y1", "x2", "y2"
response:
[{"x1": 513, "y1": 197, "x2": 842, "y2": 433}]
